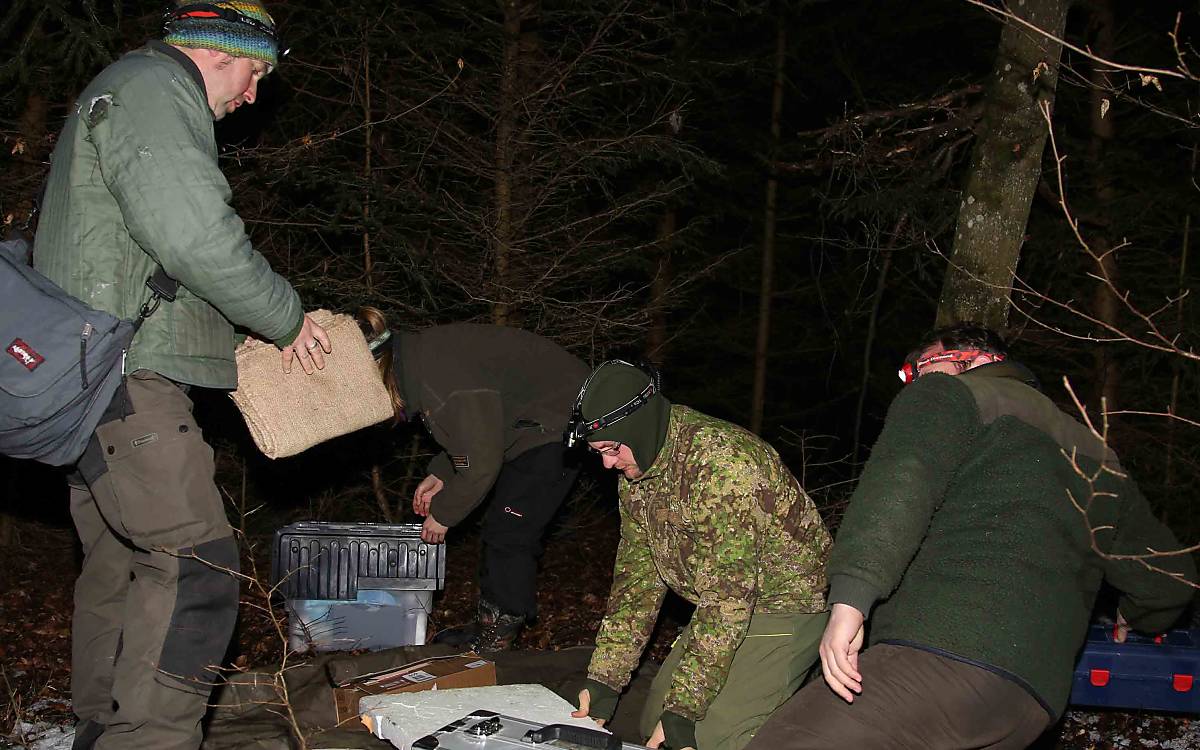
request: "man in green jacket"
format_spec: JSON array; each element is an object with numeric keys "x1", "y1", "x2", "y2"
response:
[
  {"x1": 747, "y1": 323, "x2": 1197, "y2": 750},
  {"x1": 568, "y1": 361, "x2": 830, "y2": 750},
  {"x1": 34, "y1": 3, "x2": 329, "y2": 748}
]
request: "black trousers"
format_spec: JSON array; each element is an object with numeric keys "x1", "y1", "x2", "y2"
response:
[{"x1": 479, "y1": 441, "x2": 579, "y2": 619}]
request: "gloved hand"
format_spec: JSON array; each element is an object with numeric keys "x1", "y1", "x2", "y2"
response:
[
  {"x1": 660, "y1": 711, "x2": 697, "y2": 750},
  {"x1": 572, "y1": 678, "x2": 619, "y2": 723}
]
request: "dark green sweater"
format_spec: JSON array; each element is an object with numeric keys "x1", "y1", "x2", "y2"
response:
[{"x1": 828, "y1": 362, "x2": 1196, "y2": 718}]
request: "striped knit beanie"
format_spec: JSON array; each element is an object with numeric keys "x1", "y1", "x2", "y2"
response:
[{"x1": 163, "y1": 2, "x2": 279, "y2": 68}]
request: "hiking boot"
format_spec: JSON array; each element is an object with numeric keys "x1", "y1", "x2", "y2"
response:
[
  {"x1": 432, "y1": 598, "x2": 524, "y2": 652},
  {"x1": 472, "y1": 598, "x2": 525, "y2": 652}
]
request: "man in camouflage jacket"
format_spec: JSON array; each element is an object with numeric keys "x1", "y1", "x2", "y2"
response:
[{"x1": 569, "y1": 362, "x2": 830, "y2": 750}]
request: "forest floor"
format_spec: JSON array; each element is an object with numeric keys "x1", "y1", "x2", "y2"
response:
[{"x1": 1, "y1": 510, "x2": 1198, "y2": 749}]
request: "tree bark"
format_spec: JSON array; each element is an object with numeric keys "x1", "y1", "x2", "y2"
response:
[
  {"x1": 936, "y1": 0, "x2": 1071, "y2": 328},
  {"x1": 750, "y1": 19, "x2": 787, "y2": 435}
]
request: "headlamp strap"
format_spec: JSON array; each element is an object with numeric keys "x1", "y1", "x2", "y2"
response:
[
  {"x1": 165, "y1": 3, "x2": 286, "y2": 55},
  {"x1": 367, "y1": 329, "x2": 393, "y2": 354},
  {"x1": 898, "y1": 349, "x2": 1004, "y2": 384},
  {"x1": 566, "y1": 359, "x2": 660, "y2": 446}
]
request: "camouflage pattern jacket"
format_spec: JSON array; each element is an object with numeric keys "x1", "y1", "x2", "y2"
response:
[{"x1": 587, "y1": 405, "x2": 830, "y2": 722}]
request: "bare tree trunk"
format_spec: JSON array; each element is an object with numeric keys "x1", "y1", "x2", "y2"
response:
[
  {"x1": 852, "y1": 216, "x2": 908, "y2": 472},
  {"x1": 1166, "y1": 146, "x2": 1194, "y2": 491},
  {"x1": 646, "y1": 210, "x2": 675, "y2": 366},
  {"x1": 936, "y1": 0, "x2": 1071, "y2": 328},
  {"x1": 1087, "y1": 0, "x2": 1119, "y2": 411},
  {"x1": 361, "y1": 27, "x2": 375, "y2": 293},
  {"x1": 491, "y1": 0, "x2": 524, "y2": 326},
  {"x1": 750, "y1": 19, "x2": 787, "y2": 435}
]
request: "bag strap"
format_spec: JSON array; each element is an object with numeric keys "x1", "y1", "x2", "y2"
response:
[{"x1": 134, "y1": 267, "x2": 180, "y2": 331}]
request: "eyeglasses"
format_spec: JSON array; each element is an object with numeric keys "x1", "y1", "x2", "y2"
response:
[
  {"x1": 590, "y1": 441, "x2": 623, "y2": 457},
  {"x1": 897, "y1": 349, "x2": 1003, "y2": 384}
]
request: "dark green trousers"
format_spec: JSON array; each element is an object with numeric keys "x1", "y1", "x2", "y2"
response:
[
  {"x1": 71, "y1": 371, "x2": 239, "y2": 750},
  {"x1": 640, "y1": 611, "x2": 828, "y2": 750}
]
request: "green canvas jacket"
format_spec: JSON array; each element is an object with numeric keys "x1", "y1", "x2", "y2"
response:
[
  {"x1": 587, "y1": 405, "x2": 830, "y2": 722},
  {"x1": 34, "y1": 42, "x2": 303, "y2": 389},
  {"x1": 828, "y1": 362, "x2": 1197, "y2": 718},
  {"x1": 394, "y1": 324, "x2": 590, "y2": 527}
]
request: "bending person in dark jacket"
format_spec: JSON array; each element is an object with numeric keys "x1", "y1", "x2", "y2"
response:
[
  {"x1": 360, "y1": 308, "x2": 590, "y2": 650},
  {"x1": 747, "y1": 323, "x2": 1196, "y2": 750}
]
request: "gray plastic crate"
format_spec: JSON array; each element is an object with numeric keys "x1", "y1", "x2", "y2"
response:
[{"x1": 270, "y1": 522, "x2": 446, "y2": 653}]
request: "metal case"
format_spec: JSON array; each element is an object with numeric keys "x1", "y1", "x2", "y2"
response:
[{"x1": 412, "y1": 711, "x2": 650, "y2": 750}]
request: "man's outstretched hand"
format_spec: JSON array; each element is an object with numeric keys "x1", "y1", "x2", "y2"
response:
[{"x1": 820, "y1": 602, "x2": 866, "y2": 702}]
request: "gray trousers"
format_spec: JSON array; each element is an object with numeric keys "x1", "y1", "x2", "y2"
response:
[
  {"x1": 641, "y1": 611, "x2": 828, "y2": 750},
  {"x1": 71, "y1": 371, "x2": 240, "y2": 750},
  {"x1": 746, "y1": 643, "x2": 1051, "y2": 750}
]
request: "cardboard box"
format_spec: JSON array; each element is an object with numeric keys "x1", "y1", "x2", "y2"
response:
[{"x1": 332, "y1": 653, "x2": 497, "y2": 728}]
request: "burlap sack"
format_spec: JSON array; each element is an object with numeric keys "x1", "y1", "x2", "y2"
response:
[{"x1": 229, "y1": 309, "x2": 393, "y2": 459}]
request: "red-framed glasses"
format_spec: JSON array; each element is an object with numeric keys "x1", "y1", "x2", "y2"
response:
[{"x1": 897, "y1": 349, "x2": 1003, "y2": 384}]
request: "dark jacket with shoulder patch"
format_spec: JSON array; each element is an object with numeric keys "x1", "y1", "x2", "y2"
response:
[
  {"x1": 393, "y1": 324, "x2": 590, "y2": 526},
  {"x1": 827, "y1": 362, "x2": 1196, "y2": 718}
]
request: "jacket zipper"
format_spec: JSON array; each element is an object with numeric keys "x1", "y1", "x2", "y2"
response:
[{"x1": 80, "y1": 323, "x2": 93, "y2": 389}]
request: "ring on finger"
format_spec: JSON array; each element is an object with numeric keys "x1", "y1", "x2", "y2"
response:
[{"x1": 305, "y1": 341, "x2": 319, "y2": 350}]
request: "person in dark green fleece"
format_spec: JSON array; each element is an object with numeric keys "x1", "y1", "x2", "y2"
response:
[{"x1": 747, "y1": 323, "x2": 1197, "y2": 750}]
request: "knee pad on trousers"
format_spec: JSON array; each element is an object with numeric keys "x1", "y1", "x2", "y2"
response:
[{"x1": 157, "y1": 536, "x2": 240, "y2": 690}]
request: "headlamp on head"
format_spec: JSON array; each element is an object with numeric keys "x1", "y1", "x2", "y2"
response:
[
  {"x1": 164, "y1": 2, "x2": 289, "y2": 62},
  {"x1": 898, "y1": 349, "x2": 1004, "y2": 384},
  {"x1": 564, "y1": 359, "x2": 661, "y2": 448}
]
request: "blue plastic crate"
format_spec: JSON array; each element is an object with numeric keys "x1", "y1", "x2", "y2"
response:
[
  {"x1": 286, "y1": 589, "x2": 433, "y2": 653},
  {"x1": 1069, "y1": 624, "x2": 1200, "y2": 713}
]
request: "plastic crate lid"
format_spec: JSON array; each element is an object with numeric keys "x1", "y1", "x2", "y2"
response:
[{"x1": 270, "y1": 522, "x2": 446, "y2": 600}]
